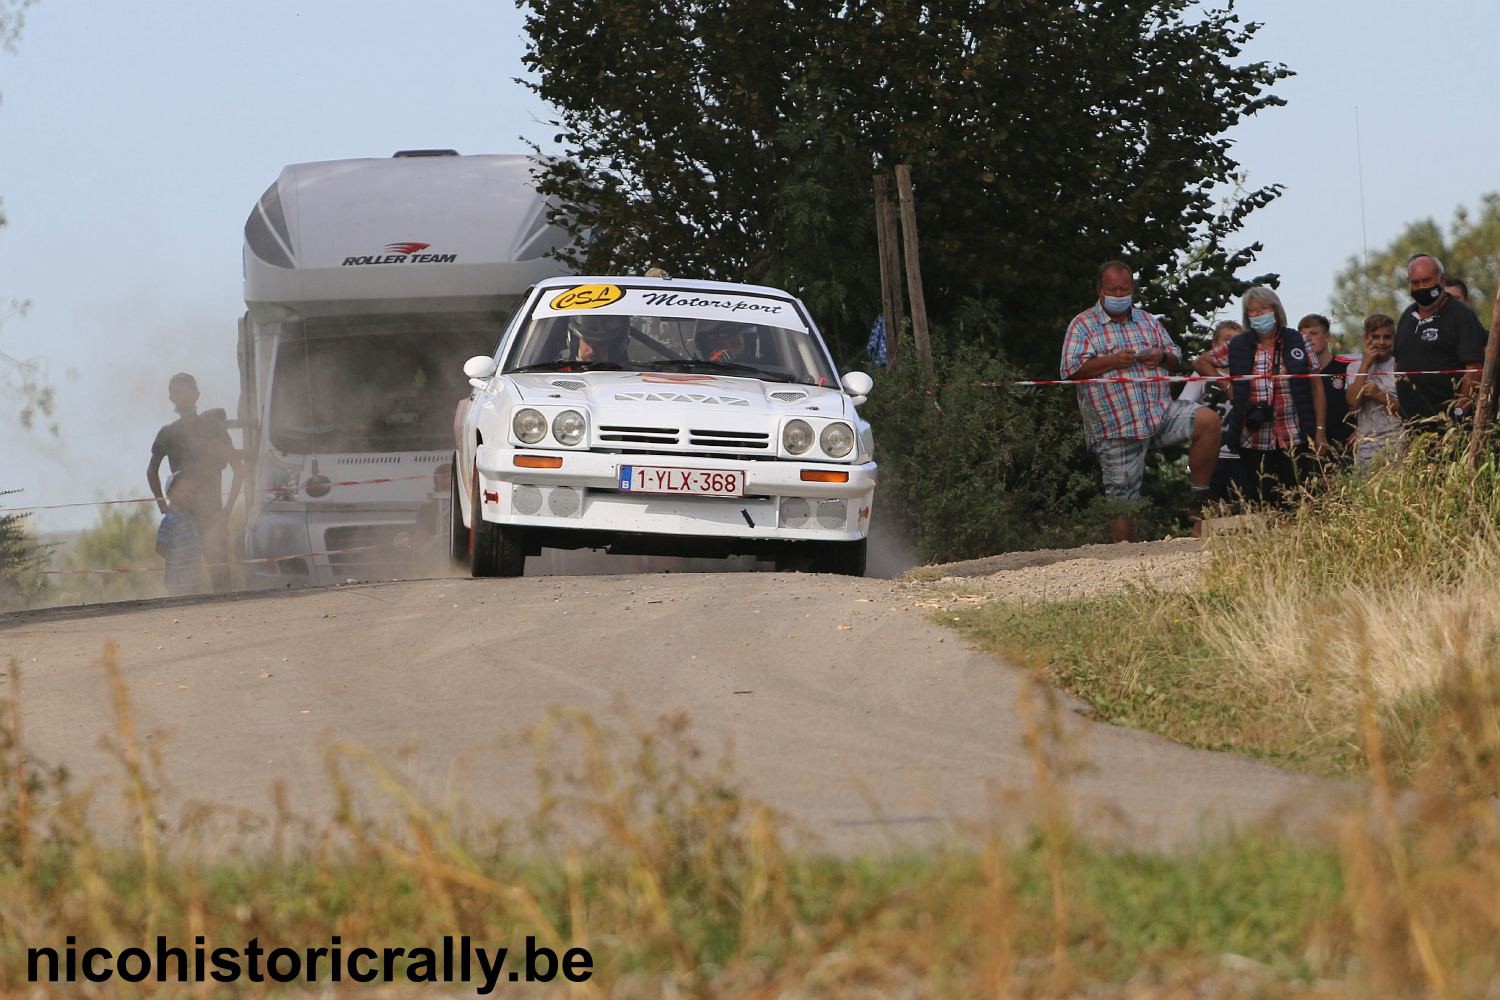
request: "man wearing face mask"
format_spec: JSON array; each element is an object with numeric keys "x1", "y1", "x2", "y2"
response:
[
  {"x1": 1061, "y1": 260, "x2": 1220, "y2": 541},
  {"x1": 1394, "y1": 254, "x2": 1488, "y2": 424}
]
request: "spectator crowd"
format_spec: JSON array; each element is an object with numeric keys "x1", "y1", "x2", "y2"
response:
[{"x1": 1061, "y1": 256, "x2": 1490, "y2": 539}]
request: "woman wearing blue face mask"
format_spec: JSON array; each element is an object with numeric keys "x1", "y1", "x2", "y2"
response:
[{"x1": 1193, "y1": 285, "x2": 1327, "y2": 506}]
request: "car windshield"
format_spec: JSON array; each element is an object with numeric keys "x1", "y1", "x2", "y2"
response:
[{"x1": 503, "y1": 285, "x2": 840, "y2": 387}]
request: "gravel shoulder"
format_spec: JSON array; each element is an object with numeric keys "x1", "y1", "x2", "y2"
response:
[{"x1": 905, "y1": 537, "x2": 1209, "y2": 603}]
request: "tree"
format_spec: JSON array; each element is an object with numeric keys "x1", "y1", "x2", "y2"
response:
[
  {"x1": 519, "y1": 0, "x2": 1289, "y2": 367},
  {"x1": 0, "y1": 0, "x2": 53, "y2": 434},
  {"x1": 1330, "y1": 193, "x2": 1500, "y2": 345},
  {"x1": 0, "y1": 492, "x2": 48, "y2": 611},
  {"x1": 50, "y1": 505, "x2": 162, "y2": 605}
]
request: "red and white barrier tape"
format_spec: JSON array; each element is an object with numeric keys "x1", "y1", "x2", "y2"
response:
[
  {"x1": 40, "y1": 542, "x2": 398, "y2": 577},
  {"x1": 1007, "y1": 367, "x2": 1475, "y2": 387},
  {"x1": 0, "y1": 474, "x2": 437, "y2": 514},
  {"x1": 5, "y1": 368, "x2": 1481, "y2": 515}
]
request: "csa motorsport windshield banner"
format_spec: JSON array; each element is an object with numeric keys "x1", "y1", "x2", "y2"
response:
[{"x1": 532, "y1": 284, "x2": 810, "y2": 334}]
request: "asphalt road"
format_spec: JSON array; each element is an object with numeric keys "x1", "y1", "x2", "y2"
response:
[{"x1": 1, "y1": 572, "x2": 1343, "y2": 853}]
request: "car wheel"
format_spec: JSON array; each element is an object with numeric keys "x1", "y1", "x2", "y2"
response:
[
  {"x1": 812, "y1": 538, "x2": 867, "y2": 577},
  {"x1": 448, "y1": 456, "x2": 469, "y2": 567},
  {"x1": 469, "y1": 462, "x2": 527, "y2": 578}
]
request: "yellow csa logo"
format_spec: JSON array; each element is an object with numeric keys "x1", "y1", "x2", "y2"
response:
[{"x1": 550, "y1": 284, "x2": 623, "y2": 310}]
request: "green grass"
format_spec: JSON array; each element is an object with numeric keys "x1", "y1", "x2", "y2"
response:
[
  {"x1": 0, "y1": 646, "x2": 1359, "y2": 997},
  {"x1": 948, "y1": 593, "x2": 1370, "y2": 776},
  {"x1": 10, "y1": 437, "x2": 1500, "y2": 995},
  {"x1": 0, "y1": 804, "x2": 1350, "y2": 996},
  {"x1": 946, "y1": 434, "x2": 1500, "y2": 782}
]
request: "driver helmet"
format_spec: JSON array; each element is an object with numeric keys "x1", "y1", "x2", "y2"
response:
[
  {"x1": 569, "y1": 314, "x2": 631, "y2": 360},
  {"x1": 695, "y1": 321, "x2": 747, "y2": 362}
]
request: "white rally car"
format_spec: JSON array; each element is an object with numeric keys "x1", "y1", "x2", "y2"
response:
[{"x1": 451, "y1": 276, "x2": 877, "y2": 577}]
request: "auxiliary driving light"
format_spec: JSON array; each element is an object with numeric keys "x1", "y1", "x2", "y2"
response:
[
  {"x1": 547, "y1": 486, "x2": 582, "y2": 517},
  {"x1": 512, "y1": 485, "x2": 543, "y2": 516}
]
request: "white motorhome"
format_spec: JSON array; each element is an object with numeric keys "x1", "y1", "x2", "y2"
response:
[{"x1": 239, "y1": 151, "x2": 568, "y2": 584}]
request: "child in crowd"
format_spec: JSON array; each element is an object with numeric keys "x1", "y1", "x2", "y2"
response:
[
  {"x1": 156, "y1": 473, "x2": 207, "y2": 596},
  {"x1": 1345, "y1": 314, "x2": 1403, "y2": 465},
  {"x1": 1182, "y1": 320, "x2": 1250, "y2": 503}
]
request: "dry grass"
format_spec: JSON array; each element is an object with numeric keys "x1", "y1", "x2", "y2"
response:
[
  {"x1": 0, "y1": 644, "x2": 1354, "y2": 997},
  {"x1": 960, "y1": 431, "x2": 1500, "y2": 777},
  {"x1": 946, "y1": 432, "x2": 1500, "y2": 993},
  {"x1": 13, "y1": 430, "x2": 1500, "y2": 998},
  {"x1": 1195, "y1": 431, "x2": 1500, "y2": 772}
]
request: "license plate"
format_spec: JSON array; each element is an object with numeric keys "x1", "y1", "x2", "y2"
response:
[{"x1": 618, "y1": 465, "x2": 745, "y2": 497}]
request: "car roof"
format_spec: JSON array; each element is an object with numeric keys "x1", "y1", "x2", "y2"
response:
[{"x1": 533, "y1": 275, "x2": 800, "y2": 300}]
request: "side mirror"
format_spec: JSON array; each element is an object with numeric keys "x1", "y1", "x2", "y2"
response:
[
  {"x1": 841, "y1": 371, "x2": 874, "y2": 406},
  {"x1": 464, "y1": 355, "x2": 498, "y2": 388}
]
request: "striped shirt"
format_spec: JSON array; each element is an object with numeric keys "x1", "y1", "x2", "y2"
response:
[
  {"x1": 1060, "y1": 303, "x2": 1181, "y2": 445},
  {"x1": 1206, "y1": 338, "x2": 1300, "y2": 450}
]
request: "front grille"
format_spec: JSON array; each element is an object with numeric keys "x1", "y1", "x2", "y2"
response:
[
  {"x1": 598, "y1": 424, "x2": 679, "y2": 445},
  {"x1": 688, "y1": 428, "x2": 771, "y2": 449},
  {"x1": 324, "y1": 524, "x2": 409, "y2": 574}
]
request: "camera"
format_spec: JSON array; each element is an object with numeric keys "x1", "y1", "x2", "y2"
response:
[{"x1": 1243, "y1": 401, "x2": 1274, "y2": 433}]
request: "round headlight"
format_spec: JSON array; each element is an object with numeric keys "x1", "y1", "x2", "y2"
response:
[
  {"x1": 552, "y1": 409, "x2": 586, "y2": 446},
  {"x1": 783, "y1": 419, "x2": 815, "y2": 455},
  {"x1": 512, "y1": 408, "x2": 547, "y2": 444},
  {"x1": 820, "y1": 422, "x2": 855, "y2": 458}
]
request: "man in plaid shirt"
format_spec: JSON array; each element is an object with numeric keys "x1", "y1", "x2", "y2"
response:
[{"x1": 1061, "y1": 261, "x2": 1221, "y2": 540}]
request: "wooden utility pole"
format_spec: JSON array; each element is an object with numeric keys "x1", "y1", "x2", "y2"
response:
[
  {"x1": 1467, "y1": 280, "x2": 1500, "y2": 466},
  {"x1": 893, "y1": 164, "x2": 934, "y2": 381},
  {"x1": 872, "y1": 173, "x2": 904, "y2": 371}
]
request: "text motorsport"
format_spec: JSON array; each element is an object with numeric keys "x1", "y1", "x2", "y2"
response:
[{"x1": 28, "y1": 935, "x2": 593, "y2": 994}]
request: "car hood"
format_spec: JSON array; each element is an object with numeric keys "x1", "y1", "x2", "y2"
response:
[{"x1": 505, "y1": 371, "x2": 852, "y2": 419}]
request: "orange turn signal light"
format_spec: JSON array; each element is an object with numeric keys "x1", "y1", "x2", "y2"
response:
[
  {"x1": 514, "y1": 455, "x2": 564, "y2": 469},
  {"x1": 800, "y1": 470, "x2": 849, "y2": 483}
]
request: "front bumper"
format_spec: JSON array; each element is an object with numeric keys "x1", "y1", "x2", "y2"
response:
[
  {"x1": 474, "y1": 445, "x2": 876, "y2": 542},
  {"x1": 245, "y1": 504, "x2": 437, "y2": 585}
]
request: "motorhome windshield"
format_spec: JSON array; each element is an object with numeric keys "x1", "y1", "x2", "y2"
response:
[{"x1": 269, "y1": 313, "x2": 501, "y2": 454}]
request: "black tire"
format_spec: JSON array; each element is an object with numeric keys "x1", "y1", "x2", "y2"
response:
[
  {"x1": 468, "y1": 462, "x2": 526, "y2": 578},
  {"x1": 812, "y1": 538, "x2": 867, "y2": 577},
  {"x1": 448, "y1": 457, "x2": 469, "y2": 567}
]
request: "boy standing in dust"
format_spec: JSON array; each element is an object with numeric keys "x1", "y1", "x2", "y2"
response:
[
  {"x1": 146, "y1": 372, "x2": 242, "y2": 592},
  {"x1": 156, "y1": 474, "x2": 207, "y2": 596}
]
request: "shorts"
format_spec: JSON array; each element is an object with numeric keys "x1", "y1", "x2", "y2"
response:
[{"x1": 1094, "y1": 399, "x2": 1199, "y2": 501}]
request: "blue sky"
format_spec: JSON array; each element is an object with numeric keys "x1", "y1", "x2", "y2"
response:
[{"x1": 2, "y1": 0, "x2": 1496, "y2": 532}]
